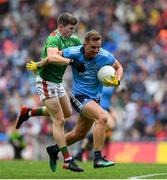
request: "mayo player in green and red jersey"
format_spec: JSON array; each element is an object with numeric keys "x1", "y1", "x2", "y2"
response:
[
  {"x1": 39, "y1": 24, "x2": 82, "y2": 83},
  {"x1": 15, "y1": 12, "x2": 85, "y2": 172}
]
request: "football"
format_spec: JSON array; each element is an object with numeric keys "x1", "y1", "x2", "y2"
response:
[{"x1": 97, "y1": 65, "x2": 116, "y2": 83}]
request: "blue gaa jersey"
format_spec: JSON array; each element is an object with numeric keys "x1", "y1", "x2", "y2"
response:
[{"x1": 63, "y1": 45, "x2": 116, "y2": 99}]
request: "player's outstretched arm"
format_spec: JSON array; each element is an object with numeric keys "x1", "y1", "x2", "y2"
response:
[
  {"x1": 26, "y1": 48, "x2": 85, "y2": 73},
  {"x1": 42, "y1": 47, "x2": 85, "y2": 72},
  {"x1": 26, "y1": 48, "x2": 70, "y2": 72},
  {"x1": 26, "y1": 57, "x2": 48, "y2": 72},
  {"x1": 47, "y1": 47, "x2": 71, "y2": 64}
]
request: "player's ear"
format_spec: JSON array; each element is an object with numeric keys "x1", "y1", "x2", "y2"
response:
[{"x1": 59, "y1": 24, "x2": 63, "y2": 29}]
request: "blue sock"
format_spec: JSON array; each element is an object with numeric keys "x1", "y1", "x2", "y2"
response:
[{"x1": 94, "y1": 151, "x2": 102, "y2": 160}]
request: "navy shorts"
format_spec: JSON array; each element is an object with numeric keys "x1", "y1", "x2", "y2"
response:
[{"x1": 70, "y1": 94, "x2": 100, "y2": 114}]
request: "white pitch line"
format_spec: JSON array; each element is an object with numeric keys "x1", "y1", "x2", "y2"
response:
[{"x1": 128, "y1": 173, "x2": 167, "y2": 179}]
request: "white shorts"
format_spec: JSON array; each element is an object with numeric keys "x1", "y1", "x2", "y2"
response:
[{"x1": 35, "y1": 75, "x2": 66, "y2": 101}]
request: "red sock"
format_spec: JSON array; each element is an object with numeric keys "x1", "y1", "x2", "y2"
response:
[{"x1": 29, "y1": 108, "x2": 43, "y2": 116}]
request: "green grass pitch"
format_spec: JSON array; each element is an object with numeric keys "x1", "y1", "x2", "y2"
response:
[{"x1": 0, "y1": 160, "x2": 167, "y2": 179}]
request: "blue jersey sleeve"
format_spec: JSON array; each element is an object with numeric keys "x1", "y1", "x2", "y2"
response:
[
  {"x1": 98, "y1": 48, "x2": 116, "y2": 66},
  {"x1": 107, "y1": 53, "x2": 116, "y2": 64},
  {"x1": 63, "y1": 45, "x2": 82, "y2": 59},
  {"x1": 63, "y1": 48, "x2": 73, "y2": 59}
]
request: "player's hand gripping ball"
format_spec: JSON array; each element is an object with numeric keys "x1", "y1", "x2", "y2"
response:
[{"x1": 97, "y1": 65, "x2": 120, "y2": 87}]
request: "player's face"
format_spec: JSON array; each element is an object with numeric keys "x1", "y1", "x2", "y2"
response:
[
  {"x1": 84, "y1": 40, "x2": 101, "y2": 59},
  {"x1": 60, "y1": 24, "x2": 76, "y2": 38}
]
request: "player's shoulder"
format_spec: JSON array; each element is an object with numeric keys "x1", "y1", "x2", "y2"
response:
[
  {"x1": 47, "y1": 31, "x2": 59, "y2": 40},
  {"x1": 66, "y1": 45, "x2": 82, "y2": 55},
  {"x1": 68, "y1": 45, "x2": 82, "y2": 52},
  {"x1": 50, "y1": 31, "x2": 57, "y2": 36},
  {"x1": 70, "y1": 34, "x2": 79, "y2": 38},
  {"x1": 70, "y1": 34, "x2": 80, "y2": 40},
  {"x1": 99, "y1": 48, "x2": 113, "y2": 57}
]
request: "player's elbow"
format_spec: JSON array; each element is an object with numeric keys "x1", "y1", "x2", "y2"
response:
[{"x1": 64, "y1": 109, "x2": 72, "y2": 118}]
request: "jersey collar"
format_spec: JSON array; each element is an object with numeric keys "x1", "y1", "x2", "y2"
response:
[
  {"x1": 56, "y1": 29, "x2": 61, "y2": 37},
  {"x1": 56, "y1": 29, "x2": 70, "y2": 40}
]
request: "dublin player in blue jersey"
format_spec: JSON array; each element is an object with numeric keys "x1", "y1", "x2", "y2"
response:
[
  {"x1": 26, "y1": 30, "x2": 123, "y2": 169},
  {"x1": 74, "y1": 86, "x2": 116, "y2": 161}
]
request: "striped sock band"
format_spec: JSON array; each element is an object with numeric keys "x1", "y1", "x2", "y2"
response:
[
  {"x1": 29, "y1": 108, "x2": 43, "y2": 116},
  {"x1": 60, "y1": 146, "x2": 72, "y2": 161}
]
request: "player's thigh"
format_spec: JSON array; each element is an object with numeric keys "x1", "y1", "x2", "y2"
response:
[
  {"x1": 59, "y1": 94, "x2": 72, "y2": 118},
  {"x1": 82, "y1": 100, "x2": 107, "y2": 122},
  {"x1": 70, "y1": 94, "x2": 107, "y2": 122},
  {"x1": 44, "y1": 97, "x2": 64, "y2": 121},
  {"x1": 74, "y1": 115, "x2": 94, "y2": 137}
]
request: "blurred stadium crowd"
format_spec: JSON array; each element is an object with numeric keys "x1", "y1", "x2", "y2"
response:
[{"x1": 0, "y1": 0, "x2": 167, "y2": 158}]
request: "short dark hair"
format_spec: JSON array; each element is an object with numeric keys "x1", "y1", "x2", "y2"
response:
[
  {"x1": 84, "y1": 30, "x2": 102, "y2": 42},
  {"x1": 57, "y1": 12, "x2": 78, "y2": 26}
]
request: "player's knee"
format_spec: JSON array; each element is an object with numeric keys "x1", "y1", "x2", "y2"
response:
[
  {"x1": 98, "y1": 112, "x2": 108, "y2": 126},
  {"x1": 106, "y1": 118, "x2": 116, "y2": 130},
  {"x1": 53, "y1": 118, "x2": 65, "y2": 127},
  {"x1": 64, "y1": 109, "x2": 72, "y2": 118}
]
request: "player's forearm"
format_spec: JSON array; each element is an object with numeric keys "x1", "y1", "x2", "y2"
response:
[
  {"x1": 37, "y1": 57, "x2": 49, "y2": 68},
  {"x1": 47, "y1": 53, "x2": 71, "y2": 65},
  {"x1": 46, "y1": 47, "x2": 71, "y2": 65},
  {"x1": 37, "y1": 54, "x2": 70, "y2": 68},
  {"x1": 113, "y1": 60, "x2": 123, "y2": 81},
  {"x1": 116, "y1": 66, "x2": 123, "y2": 81}
]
